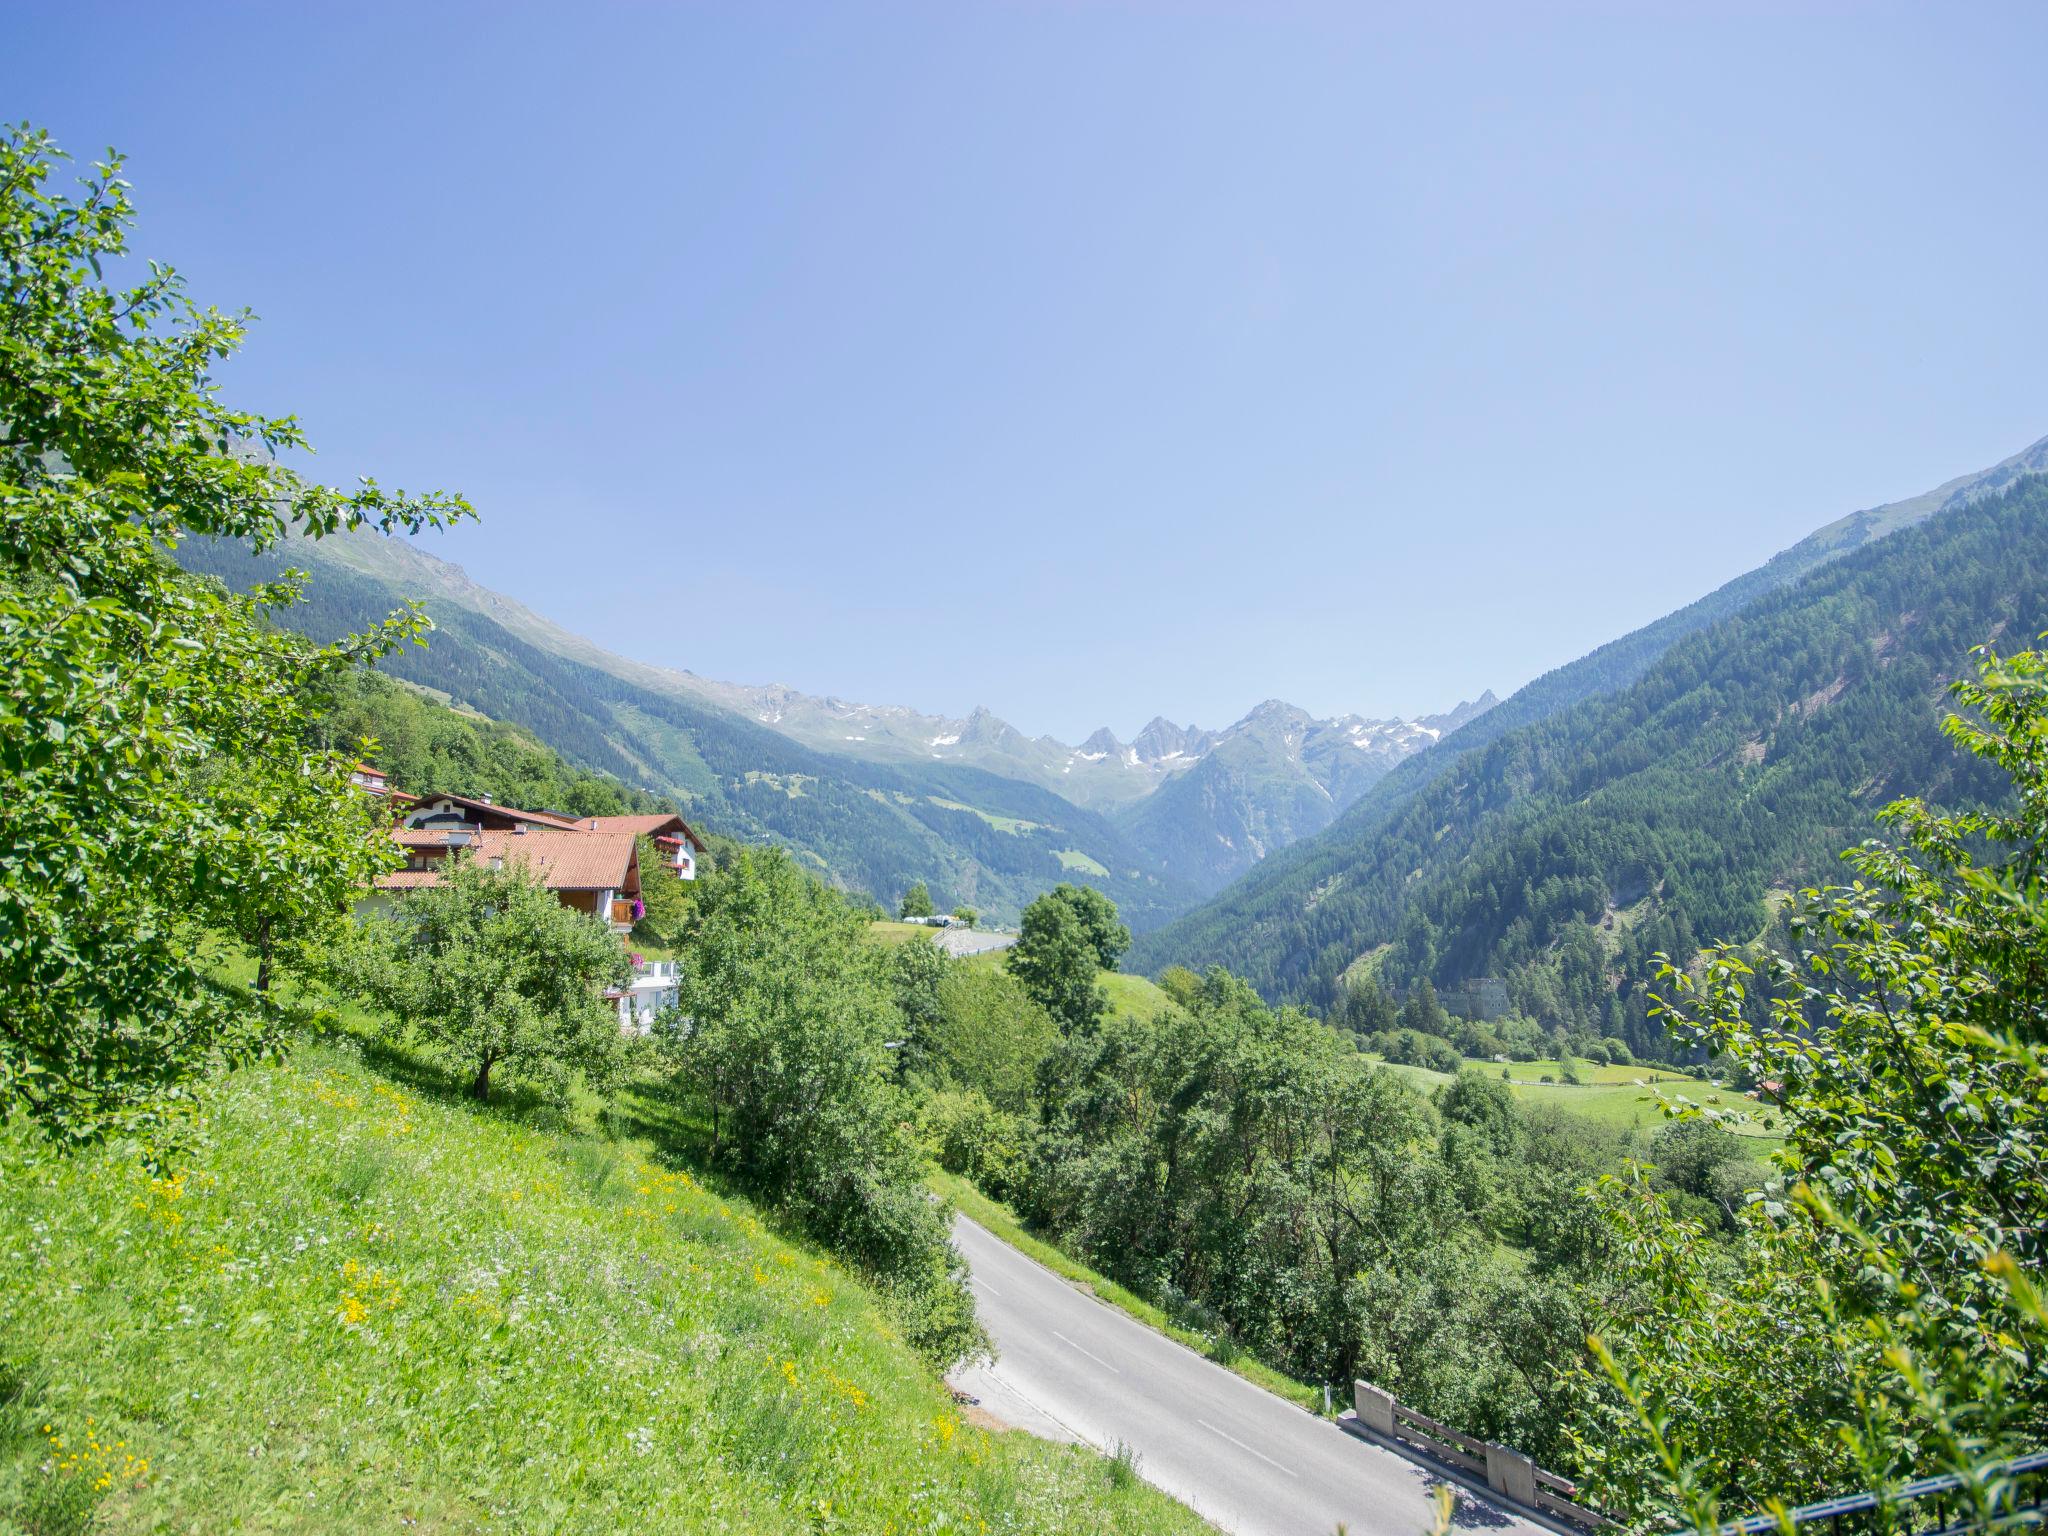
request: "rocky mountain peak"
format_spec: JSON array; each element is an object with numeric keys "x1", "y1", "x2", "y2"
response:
[
  {"x1": 1081, "y1": 727, "x2": 1124, "y2": 756},
  {"x1": 1423, "y1": 690, "x2": 1500, "y2": 735},
  {"x1": 1132, "y1": 717, "x2": 1208, "y2": 762},
  {"x1": 1235, "y1": 699, "x2": 1314, "y2": 735},
  {"x1": 959, "y1": 705, "x2": 1026, "y2": 747}
]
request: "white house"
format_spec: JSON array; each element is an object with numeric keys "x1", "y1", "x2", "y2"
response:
[{"x1": 611, "y1": 959, "x2": 681, "y2": 1032}]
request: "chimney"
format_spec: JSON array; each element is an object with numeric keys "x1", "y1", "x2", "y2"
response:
[
  {"x1": 513, "y1": 824, "x2": 526, "y2": 835},
  {"x1": 480, "y1": 793, "x2": 493, "y2": 806}
]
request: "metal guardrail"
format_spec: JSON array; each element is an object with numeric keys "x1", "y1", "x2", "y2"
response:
[
  {"x1": 1354, "y1": 1391, "x2": 2044, "y2": 1536},
  {"x1": 1720, "y1": 1452, "x2": 2048, "y2": 1536}
]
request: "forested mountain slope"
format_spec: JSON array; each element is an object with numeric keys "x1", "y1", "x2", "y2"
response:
[
  {"x1": 1130, "y1": 475, "x2": 2048, "y2": 1052},
  {"x1": 183, "y1": 538, "x2": 1198, "y2": 929},
  {"x1": 316, "y1": 669, "x2": 672, "y2": 819},
  {"x1": 1278, "y1": 431, "x2": 2048, "y2": 856}
]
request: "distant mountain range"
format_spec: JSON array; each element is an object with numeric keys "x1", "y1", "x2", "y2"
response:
[
  {"x1": 182, "y1": 524, "x2": 1484, "y2": 905},
  {"x1": 674, "y1": 673, "x2": 1496, "y2": 892},
  {"x1": 1103, "y1": 695, "x2": 1496, "y2": 891},
  {"x1": 673, "y1": 671, "x2": 1487, "y2": 817}
]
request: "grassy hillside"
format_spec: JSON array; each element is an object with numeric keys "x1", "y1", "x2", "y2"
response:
[
  {"x1": 0, "y1": 1024, "x2": 1207, "y2": 1535},
  {"x1": 866, "y1": 920, "x2": 944, "y2": 947},
  {"x1": 945, "y1": 941, "x2": 1180, "y2": 1028},
  {"x1": 1097, "y1": 972, "x2": 1181, "y2": 1026},
  {"x1": 181, "y1": 537, "x2": 1197, "y2": 931},
  {"x1": 1132, "y1": 476, "x2": 2048, "y2": 1045}
]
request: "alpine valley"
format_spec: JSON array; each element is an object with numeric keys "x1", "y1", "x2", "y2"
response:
[
  {"x1": 179, "y1": 529, "x2": 1484, "y2": 926},
  {"x1": 184, "y1": 431, "x2": 2048, "y2": 944}
]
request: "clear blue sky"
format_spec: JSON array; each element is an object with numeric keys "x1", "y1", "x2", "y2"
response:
[{"x1": 7, "y1": 3, "x2": 2046, "y2": 740}]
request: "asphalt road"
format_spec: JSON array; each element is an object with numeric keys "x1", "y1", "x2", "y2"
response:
[
  {"x1": 935, "y1": 927, "x2": 1018, "y2": 958},
  {"x1": 947, "y1": 1216, "x2": 1548, "y2": 1536}
]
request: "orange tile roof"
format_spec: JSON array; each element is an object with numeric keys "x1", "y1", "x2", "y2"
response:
[
  {"x1": 375, "y1": 829, "x2": 637, "y2": 892},
  {"x1": 394, "y1": 827, "x2": 467, "y2": 848},
  {"x1": 498, "y1": 829, "x2": 637, "y2": 889},
  {"x1": 579, "y1": 812, "x2": 706, "y2": 850}
]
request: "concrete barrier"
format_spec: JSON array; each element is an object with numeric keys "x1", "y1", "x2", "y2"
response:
[
  {"x1": 1352, "y1": 1378, "x2": 1605, "y2": 1528},
  {"x1": 1487, "y1": 1442, "x2": 1539, "y2": 1506},
  {"x1": 1353, "y1": 1379, "x2": 1397, "y2": 1435}
]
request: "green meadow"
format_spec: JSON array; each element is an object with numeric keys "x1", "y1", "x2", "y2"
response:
[
  {"x1": 1369, "y1": 1057, "x2": 1784, "y2": 1143},
  {"x1": 0, "y1": 1005, "x2": 1208, "y2": 1536}
]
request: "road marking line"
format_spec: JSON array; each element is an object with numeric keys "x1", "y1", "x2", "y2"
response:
[
  {"x1": 1053, "y1": 1330, "x2": 1121, "y2": 1374},
  {"x1": 969, "y1": 1276, "x2": 1001, "y2": 1297},
  {"x1": 1195, "y1": 1417, "x2": 1293, "y2": 1475}
]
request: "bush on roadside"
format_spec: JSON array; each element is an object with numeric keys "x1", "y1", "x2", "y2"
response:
[
  {"x1": 927, "y1": 964, "x2": 1061, "y2": 1114},
  {"x1": 921, "y1": 1089, "x2": 1030, "y2": 1200}
]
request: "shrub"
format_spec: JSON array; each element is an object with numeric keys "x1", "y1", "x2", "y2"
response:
[
  {"x1": 921, "y1": 1089, "x2": 1028, "y2": 1199},
  {"x1": 929, "y1": 965, "x2": 1060, "y2": 1113},
  {"x1": 1648, "y1": 1118, "x2": 1745, "y2": 1203}
]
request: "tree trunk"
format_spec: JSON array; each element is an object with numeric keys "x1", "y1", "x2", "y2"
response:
[
  {"x1": 471, "y1": 1057, "x2": 493, "y2": 1101},
  {"x1": 254, "y1": 917, "x2": 273, "y2": 994}
]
